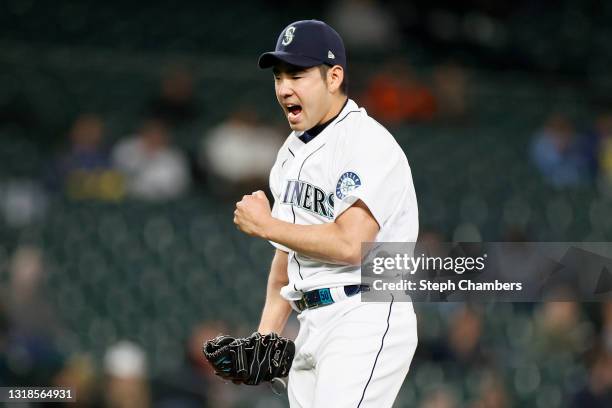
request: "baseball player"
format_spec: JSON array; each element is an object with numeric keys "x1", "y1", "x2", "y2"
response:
[{"x1": 233, "y1": 20, "x2": 419, "y2": 407}]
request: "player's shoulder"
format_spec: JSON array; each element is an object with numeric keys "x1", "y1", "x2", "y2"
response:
[{"x1": 333, "y1": 99, "x2": 401, "y2": 152}]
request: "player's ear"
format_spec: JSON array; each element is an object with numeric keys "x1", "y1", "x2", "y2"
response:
[{"x1": 327, "y1": 65, "x2": 344, "y2": 94}]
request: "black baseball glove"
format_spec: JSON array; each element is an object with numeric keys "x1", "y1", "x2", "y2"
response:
[{"x1": 202, "y1": 332, "x2": 295, "y2": 385}]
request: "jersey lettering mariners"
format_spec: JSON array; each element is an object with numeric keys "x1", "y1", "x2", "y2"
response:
[{"x1": 269, "y1": 99, "x2": 419, "y2": 300}]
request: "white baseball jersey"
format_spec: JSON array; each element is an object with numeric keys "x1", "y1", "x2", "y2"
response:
[{"x1": 268, "y1": 98, "x2": 419, "y2": 300}]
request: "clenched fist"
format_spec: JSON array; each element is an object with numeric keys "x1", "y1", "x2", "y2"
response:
[{"x1": 234, "y1": 191, "x2": 273, "y2": 237}]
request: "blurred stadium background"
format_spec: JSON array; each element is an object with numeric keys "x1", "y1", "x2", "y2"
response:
[{"x1": 1, "y1": 0, "x2": 612, "y2": 407}]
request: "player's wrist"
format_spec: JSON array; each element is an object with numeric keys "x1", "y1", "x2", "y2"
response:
[
  {"x1": 259, "y1": 216, "x2": 279, "y2": 241},
  {"x1": 257, "y1": 327, "x2": 273, "y2": 335}
]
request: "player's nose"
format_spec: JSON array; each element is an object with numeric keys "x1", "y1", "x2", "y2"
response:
[{"x1": 275, "y1": 79, "x2": 294, "y2": 98}]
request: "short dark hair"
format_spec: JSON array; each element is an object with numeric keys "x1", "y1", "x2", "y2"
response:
[{"x1": 319, "y1": 65, "x2": 348, "y2": 95}]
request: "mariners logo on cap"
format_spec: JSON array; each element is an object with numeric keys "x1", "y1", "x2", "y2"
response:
[
  {"x1": 336, "y1": 172, "x2": 361, "y2": 199},
  {"x1": 282, "y1": 26, "x2": 296, "y2": 46}
]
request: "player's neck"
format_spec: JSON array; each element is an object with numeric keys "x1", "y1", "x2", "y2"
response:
[
  {"x1": 303, "y1": 97, "x2": 348, "y2": 140},
  {"x1": 318, "y1": 96, "x2": 348, "y2": 126}
]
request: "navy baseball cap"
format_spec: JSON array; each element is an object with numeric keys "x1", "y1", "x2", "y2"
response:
[{"x1": 258, "y1": 20, "x2": 346, "y2": 70}]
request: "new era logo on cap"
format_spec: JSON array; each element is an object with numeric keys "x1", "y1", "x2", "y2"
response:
[{"x1": 258, "y1": 20, "x2": 346, "y2": 69}]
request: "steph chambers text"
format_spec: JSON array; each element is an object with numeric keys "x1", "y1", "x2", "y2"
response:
[{"x1": 372, "y1": 279, "x2": 523, "y2": 292}]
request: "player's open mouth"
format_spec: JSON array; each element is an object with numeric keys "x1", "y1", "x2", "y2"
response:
[{"x1": 287, "y1": 104, "x2": 302, "y2": 122}]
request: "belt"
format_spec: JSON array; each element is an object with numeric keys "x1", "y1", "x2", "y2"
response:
[{"x1": 293, "y1": 285, "x2": 370, "y2": 312}]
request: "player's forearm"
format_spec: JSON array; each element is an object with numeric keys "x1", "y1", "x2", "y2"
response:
[
  {"x1": 258, "y1": 284, "x2": 292, "y2": 334},
  {"x1": 258, "y1": 250, "x2": 292, "y2": 335},
  {"x1": 263, "y1": 218, "x2": 360, "y2": 265},
  {"x1": 234, "y1": 193, "x2": 377, "y2": 265}
]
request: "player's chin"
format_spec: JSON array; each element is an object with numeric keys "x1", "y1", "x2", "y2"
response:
[{"x1": 287, "y1": 121, "x2": 306, "y2": 131}]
